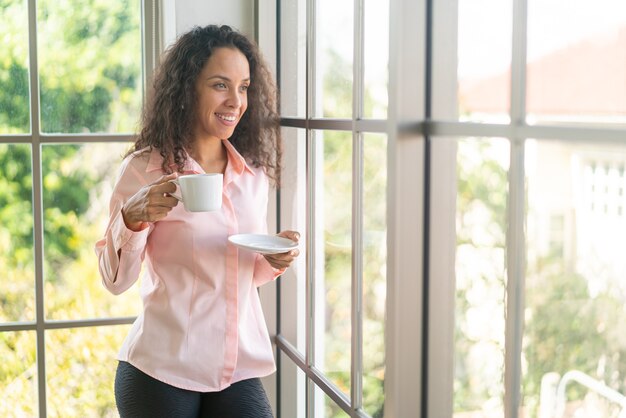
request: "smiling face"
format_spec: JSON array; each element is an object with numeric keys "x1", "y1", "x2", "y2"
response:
[{"x1": 193, "y1": 47, "x2": 250, "y2": 142}]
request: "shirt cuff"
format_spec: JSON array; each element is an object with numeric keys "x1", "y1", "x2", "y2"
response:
[
  {"x1": 110, "y1": 209, "x2": 150, "y2": 251},
  {"x1": 254, "y1": 254, "x2": 286, "y2": 287}
]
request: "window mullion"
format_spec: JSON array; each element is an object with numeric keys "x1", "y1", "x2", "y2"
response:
[
  {"x1": 510, "y1": 0, "x2": 528, "y2": 126},
  {"x1": 306, "y1": 0, "x2": 316, "y2": 416},
  {"x1": 504, "y1": 138, "x2": 526, "y2": 418},
  {"x1": 351, "y1": 0, "x2": 365, "y2": 415},
  {"x1": 26, "y1": 1, "x2": 47, "y2": 417},
  {"x1": 351, "y1": 131, "x2": 364, "y2": 415},
  {"x1": 505, "y1": 0, "x2": 528, "y2": 415}
]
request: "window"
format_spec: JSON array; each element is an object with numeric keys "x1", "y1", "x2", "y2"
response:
[
  {"x1": 274, "y1": 0, "x2": 626, "y2": 416},
  {"x1": 0, "y1": 1, "x2": 157, "y2": 415},
  {"x1": 429, "y1": 0, "x2": 626, "y2": 416},
  {"x1": 277, "y1": 0, "x2": 389, "y2": 416}
]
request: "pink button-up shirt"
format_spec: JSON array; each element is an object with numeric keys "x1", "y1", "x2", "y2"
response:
[{"x1": 95, "y1": 139, "x2": 282, "y2": 392}]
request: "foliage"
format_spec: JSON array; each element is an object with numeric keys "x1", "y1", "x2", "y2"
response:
[
  {"x1": 321, "y1": 51, "x2": 387, "y2": 417},
  {"x1": 523, "y1": 267, "x2": 626, "y2": 414},
  {"x1": 455, "y1": 138, "x2": 626, "y2": 418},
  {"x1": 0, "y1": 0, "x2": 142, "y2": 415},
  {"x1": 454, "y1": 139, "x2": 508, "y2": 414}
]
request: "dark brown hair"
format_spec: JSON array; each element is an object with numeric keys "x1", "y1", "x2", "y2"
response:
[{"x1": 128, "y1": 25, "x2": 282, "y2": 184}]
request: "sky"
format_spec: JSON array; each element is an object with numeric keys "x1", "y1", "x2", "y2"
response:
[{"x1": 458, "y1": 0, "x2": 626, "y2": 80}]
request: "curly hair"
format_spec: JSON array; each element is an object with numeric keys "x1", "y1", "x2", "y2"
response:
[{"x1": 128, "y1": 25, "x2": 282, "y2": 184}]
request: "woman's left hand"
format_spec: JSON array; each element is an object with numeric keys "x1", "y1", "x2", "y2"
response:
[{"x1": 263, "y1": 230, "x2": 301, "y2": 270}]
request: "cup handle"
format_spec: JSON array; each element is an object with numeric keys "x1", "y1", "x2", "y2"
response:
[{"x1": 167, "y1": 179, "x2": 182, "y2": 201}]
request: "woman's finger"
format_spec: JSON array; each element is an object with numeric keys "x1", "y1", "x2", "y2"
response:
[
  {"x1": 277, "y1": 230, "x2": 300, "y2": 243},
  {"x1": 264, "y1": 248, "x2": 299, "y2": 269}
]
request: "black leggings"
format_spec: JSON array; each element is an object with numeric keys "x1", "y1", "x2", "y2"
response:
[{"x1": 115, "y1": 361, "x2": 274, "y2": 418}]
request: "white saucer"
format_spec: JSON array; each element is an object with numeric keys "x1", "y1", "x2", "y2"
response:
[{"x1": 228, "y1": 233, "x2": 298, "y2": 255}]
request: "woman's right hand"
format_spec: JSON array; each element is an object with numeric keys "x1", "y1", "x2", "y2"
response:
[{"x1": 121, "y1": 173, "x2": 179, "y2": 231}]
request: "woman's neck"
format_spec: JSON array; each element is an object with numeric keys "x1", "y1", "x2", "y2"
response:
[{"x1": 188, "y1": 138, "x2": 228, "y2": 174}]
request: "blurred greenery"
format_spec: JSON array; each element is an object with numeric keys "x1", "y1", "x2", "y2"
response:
[
  {"x1": 454, "y1": 139, "x2": 508, "y2": 415},
  {"x1": 454, "y1": 138, "x2": 626, "y2": 418},
  {"x1": 0, "y1": 0, "x2": 141, "y2": 416},
  {"x1": 320, "y1": 51, "x2": 387, "y2": 417}
]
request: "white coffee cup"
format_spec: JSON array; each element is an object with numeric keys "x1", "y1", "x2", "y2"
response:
[{"x1": 170, "y1": 173, "x2": 223, "y2": 212}]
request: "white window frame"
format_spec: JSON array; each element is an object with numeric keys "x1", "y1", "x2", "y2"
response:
[
  {"x1": 0, "y1": 1, "x2": 160, "y2": 416},
  {"x1": 268, "y1": 0, "x2": 427, "y2": 416},
  {"x1": 427, "y1": 0, "x2": 626, "y2": 417}
]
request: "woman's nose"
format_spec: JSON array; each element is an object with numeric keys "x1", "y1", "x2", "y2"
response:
[{"x1": 226, "y1": 91, "x2": 242, "y2": 108}]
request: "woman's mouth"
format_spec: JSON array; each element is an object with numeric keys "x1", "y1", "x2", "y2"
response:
[{"x1": 215, "y1": 113, "x2": 237, "y2": 122}]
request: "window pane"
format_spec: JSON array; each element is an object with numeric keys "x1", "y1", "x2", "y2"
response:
[
  {"x1": 315, "y1": 0, "x2": 353, "y2": 118},
  {"x1": 314, "y1": 130, "x2": 352, "y2": 396},
  {"x1": 0, "y1": 0, "x2": 30, "y2": 134},
  {"x1": 46, "y1": 325, "x2": 131, "y2": 417},
  {"x1": 454, "y1": 138, "x2": 510, "y2": 416},
  {"x1": 42, "y1": 143, "x2": 141, "y2": 319},
  {"x1": 0, "y1": 144, "x2": 34, "y2": 322},
  {"x1": 0, "y1": 331, "x2": 38, "y2": 416},
  {"x1": 280, "y1": 0, "x2": 306, "y2": 117},
  {"x1": 38, "y1": 0, "x2": 142, "y2": 133},
  {"x1": 527, "y1": 0, "x2": 626, "y2": 124},
  {"x1": 314, "y1": 385, "x2": 350, "y2": 418},
  {"x1": 280, "y1": 127, "x2": 307, "y2": 351},
  {"x1": 523, "y1": 140, "x2": 626, "y2": 417},
  {"x1": 363, "y1": 0, "x2": 389, "y2": 119},
  {"x1": 279, "y1": 351, "x2": 306, "y2": 418},
  {"x1": 362, "y1": 133, "x2": 386, "y2": 417},
  {"x1": 457, "y1": 0, "x2": 512, "y2": 123}
]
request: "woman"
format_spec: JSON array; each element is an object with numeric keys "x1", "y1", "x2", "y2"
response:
[{"x1": 95, "y1": 25, "x2": 298, "y2": 418}]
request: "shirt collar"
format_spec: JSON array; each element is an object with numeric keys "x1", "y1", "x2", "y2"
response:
[
  {"x1": 144, "y1": 141, "x2": 256, "y2": 176},
  {"x1": 222, "y1": 139, "x2": 256, "y2": 176}
]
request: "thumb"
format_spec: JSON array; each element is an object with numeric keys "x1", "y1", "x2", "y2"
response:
[{"x1": 278, "y1": 230, "x2": 301, "y2": 243}]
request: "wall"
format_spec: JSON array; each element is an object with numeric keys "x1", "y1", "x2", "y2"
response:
[{"x1": 162, "y1": 0, "x2": 255, "y2": 47}]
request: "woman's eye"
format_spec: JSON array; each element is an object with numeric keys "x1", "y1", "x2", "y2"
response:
[
  {"x1": 240, "y1": 85, "x2": 249, "y2": 92},
  {"x1": 214, "y1": 83, "x2": 226, "y2": 89}
]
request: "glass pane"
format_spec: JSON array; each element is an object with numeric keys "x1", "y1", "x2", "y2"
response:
[
  {"x1": 279, "y1": 351, "x2": 306, "y2": 418},
  {"x1": 314, "y1": 385, "x2": 350, "y2": 418},
  {"x1": 315, "y1": 0, "x2": 353, "y2": 118},
  {"x1": 314, "y1": 130, "x2": 352, "y2": 396},
  {"x1": 362, "y1": 133, "x2": 386, "y2": 417},
  {"x1": 0, "y1": 0, "x2": 30, "y2": 134},
  {"x1": 523, "y1": 141, "x2": 626, "y2": 417},
  {"x1": 42, "y1": 143, "x2": 141, "y2": 319},
  {"x1": 363, "y1": 0, "x2": 389, "y2": 119},
  {"x1": 457, "y1": 0, "x2": 512, "y2": 123},
  {"x1": 280, "y1": 128, "x2": 307, "y2": 351},
  {"x1": 38, "y1": 0, "x2": 142, "y2": 133},
  {"x1": 0, "y1": 331, "x2": 38, "y2": 416},
  {"x1": 46, "y1": 325, "x2": 131, "y2": 417},
  {"x1": 454, "y1": 138, "x2": 510, "y2": 416},
  {"x1": 0, "y1": 144, "x2": 34, "y2": 322},
  {"x1": 527, "y1": 0, "x2": 626, "y2": 124},
  {"x1": 280, "y1": 0, "x2": 306, "y2": 117}
]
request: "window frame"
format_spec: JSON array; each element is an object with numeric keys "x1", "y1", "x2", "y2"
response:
[
  {"x1": 274, "y1": 0, "x2": 626, "y2": 417},
  {"x1": 0, "y1": 1, "x2": 160, "y2": 416},
  {"x1": 272, "y1": 0, "x2": 425, "y2": 417},
  {"x1": 427, "y1": 0, "x2": 626, "y2": 417}
]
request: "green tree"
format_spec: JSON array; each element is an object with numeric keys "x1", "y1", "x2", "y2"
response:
[
  {"x1": 455, "y1": 139, "x2": 626, "y2": 417},
  {"x1": 0, "y1": 0, "x2": 142, "y2": 415},
  {"x1": 321, "y1": 51, "x2": 387, "y2": 417},
  {"x1": 454, "y1": 139, "x2": 508, "y2": 414}
]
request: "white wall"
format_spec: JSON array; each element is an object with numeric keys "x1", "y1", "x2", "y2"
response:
[{"x1": 162, "y1": 0, "x2": 255, "y2": 47}]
